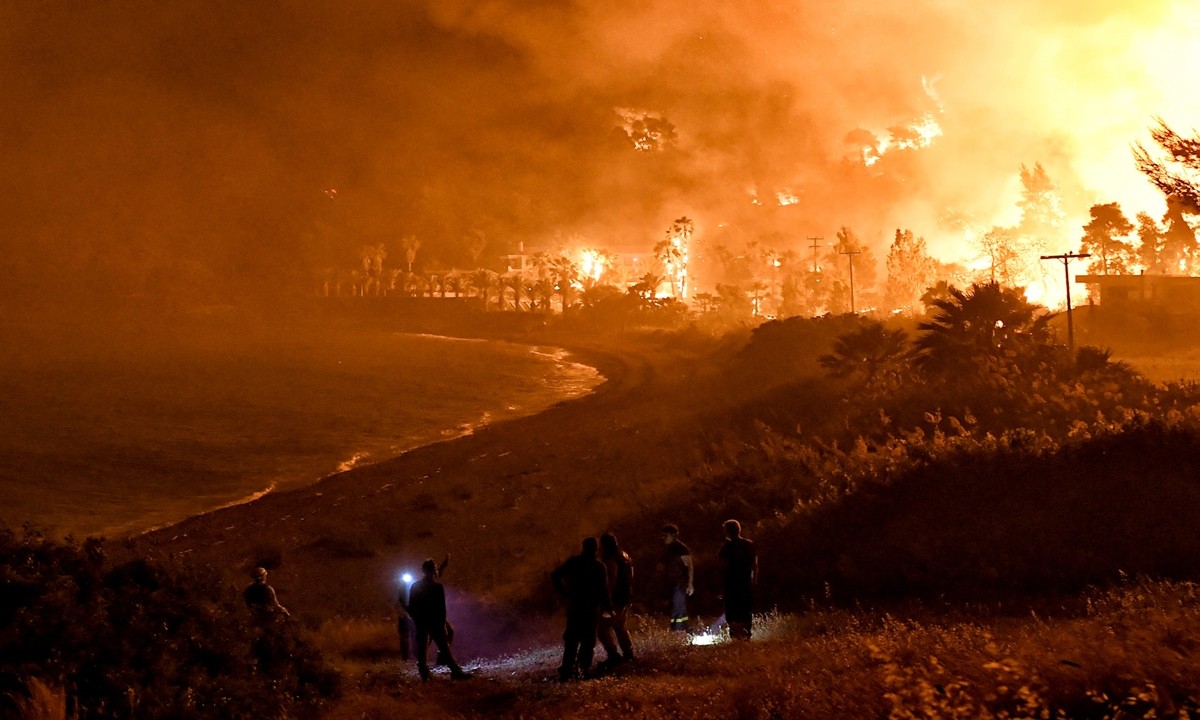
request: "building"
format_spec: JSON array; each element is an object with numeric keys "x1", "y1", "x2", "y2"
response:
[{"x1": 1076, "y1": 274, "x2": 1200, "y2": 313}]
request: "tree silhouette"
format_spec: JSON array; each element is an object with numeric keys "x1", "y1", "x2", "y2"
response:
[
  {"x1": 912, "y1": 282, "x2": 1051, "y2": 378},
  {"x1": 1159, "y1": 197, "x2": 1198, "y2": 274},
  {"x1": 468, "y1": 268, "x2": 498, "y2": 310},
  {"x1": 1134, "y1": 118, "x2": 1200, "y2": 212},
  {"x1": 1079, "y1": 202, "x2": 1135, "y2": 275},
  {"x1": 1134, "y1": 211, "x2": 1164, "y2": 274},
  {"x1": 820, "y1": 320, "x2": 909, "y2": 383}
]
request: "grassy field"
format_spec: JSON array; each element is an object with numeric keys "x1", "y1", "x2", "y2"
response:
[{"x1": 311, "y1": 580, "x2": 1200, "y2": 719}]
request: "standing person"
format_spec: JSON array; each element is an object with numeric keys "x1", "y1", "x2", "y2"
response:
[
  {"x1": 718, "y1": 519, "x2": 758, "y2": 640},
  {"x1": 597, "y1": 532, "x2": 635, "y2": 669},
  {"x1": 243, "y1": 567, "x2": 290, "y2": 620},
  {"x1": 398, "y1": 555, "x2": 452, "y2": 667},
  {"x1": 403, "y1": 558, "x2": 472, "y2": 681},
  {"x1": 550, "y1": 537, "x2": 612, "y2": 681},
  {"x1": 659, "y1": 524, "x2": 693, "y2": 632}
]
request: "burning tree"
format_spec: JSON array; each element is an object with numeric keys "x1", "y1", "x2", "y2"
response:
[
  {"x1": 1134, "y1": 118, "x2": 1200, "y2": 213},
  {"x1": 822, "y1": 227, "x2": 877, "y2": 313},
  {"x1": 358, "y1": 243, "x2": 387, "y2": 296},
  {"x1": 655, "y1": 217, "x2": 693, "y2": 299},
  {"x1": 884, "y1": 229, "x2": 937, "y2": 313},
  {"x1": 401, "y1": 235, "x2": 421, "y2": 273},
  {"x1": 616, "y1": 108, "x2": 678, "y2": 152},
  {"x1": 1078, "y1": 202, "x2": 1136, "y2": 275},
  {"x1": 1134, "y1": 211, "x2": 1165, "y2": 274},
  {"x1": 1159, "y1": 197, "x2": 1199, "y2": 274}
]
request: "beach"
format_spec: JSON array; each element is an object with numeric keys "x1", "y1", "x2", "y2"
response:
[
  {"x1": 0, "y1": 317, "x2": 601, "y2": 538},
  {"x1": 131, "y1": 320, "x2": 738, "y2": 656}
]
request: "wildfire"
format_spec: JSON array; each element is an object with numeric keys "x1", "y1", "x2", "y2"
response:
[
  {"x1": 858, "y1": 112, "x2": 944, "y2": 167},
  {"x1": 615, "y1": 108, "x2": 677, "y2": 152},
  {"x1": 577, "y1": 248, "x2": 608, "y2": 283},
  {"x1": 776, "y1": 191, "x2": 799, "y2": 206}
]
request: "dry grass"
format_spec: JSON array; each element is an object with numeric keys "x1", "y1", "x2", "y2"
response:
[{"x1": 313, "y1": 581, "x2": 1200, "y2": 719}]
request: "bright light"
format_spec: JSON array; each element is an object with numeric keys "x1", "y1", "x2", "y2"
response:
[
  {"x1": 577, "y1": 248, "x2": 607, "y2": 283},
  {"x1": 400, "y1": 572, "x2": 414, "y2": 585},
  {"x1": 689, "y1": 632, "x2": 724, "y2": 646}
]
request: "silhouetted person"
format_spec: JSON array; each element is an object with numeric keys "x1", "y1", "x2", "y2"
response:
[
  {"x1": 718, "y1": 519, "x2": 758, "y2": 640},
  {"x1": 659, "y1": 523, "x2": 693, "y2": 632},
  {"x1": 398, "y1": 554, "x2": 451, "y2": 665},
  {"x1": 403, "y1": 558, "x2": 471, "y2": 681},
  {"x1": 243, "y1": 567, "x2": 289, "y2": 620},
  {"x1": 597, "y1": 532, "x2": 635, "y2": 668},
  {"x1": 551, "y1": 536, "x2": 612, "y2": 681}
]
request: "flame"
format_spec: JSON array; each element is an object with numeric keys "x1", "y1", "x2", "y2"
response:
[
  {"x1": 776, "y1": 191, "x2": 799, "y2": 206},
  {"x1": 578, "y1": 248, "x2": 608, "y2": 283},
  {"x1": 860, "y1": 112, "x2": 944, "y2": 167}
]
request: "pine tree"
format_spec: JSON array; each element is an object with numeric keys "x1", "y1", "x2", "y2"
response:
[
  {"x1": 884, "y1": 229, "x2": 936, "y2": 313},
  {"x1": 1079, "y1": 203, "x2": 1135, "y2": 275}
]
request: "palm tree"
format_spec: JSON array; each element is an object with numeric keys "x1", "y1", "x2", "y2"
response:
[
  {"x1": 630, "y1": 271, "x2": 664, "y2": 303},
  {"x1": 468, "y1": 268, "x2": 498, "y2": 310},
  {"x1": 533, "y1": 277, "x2": 556, "y2": 313},
  {"x1": 819, "y1": 320, "x2": 909, "y2": 382},
  {"x1": 912, "y1": 281, "x2": 1051, "y2": 378}
]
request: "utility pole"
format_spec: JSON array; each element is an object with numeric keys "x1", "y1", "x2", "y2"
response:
[
  {"x1": 1039, "y1": 250, "x2": 1091, "y2": 351},
  {"x1": 838, "y1": 248, "x2": 861, "y2": 313},
  {"x1": 807, "y1": 236, "x2": 824, "y2": 273}
]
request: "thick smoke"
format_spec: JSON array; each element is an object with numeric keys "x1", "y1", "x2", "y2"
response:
[{"x1": 1, "y1": 0, "x2": 1194, "y2": 315}]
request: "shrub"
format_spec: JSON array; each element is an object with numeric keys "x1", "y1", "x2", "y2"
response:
[{"x1": 0, "y1": 524, "x2": 339, "y2": 719}]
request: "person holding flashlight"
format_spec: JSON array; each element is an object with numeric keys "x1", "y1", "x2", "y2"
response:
[{"x1": 398, "y1": 555, "x2": 450, "y2": 665}]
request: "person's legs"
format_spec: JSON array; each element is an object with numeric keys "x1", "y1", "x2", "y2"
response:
[
  {"x1": 560, "y1": 623, "x2": 581, "y2": 681},
  {"x1": 576, "y1": 617, "x2": 598, "y2": 678},
  {"x1": 725, "y1": 586, "x2": 753, "y2": 640},
  {"x1": 612, "y1": 605, "x2": 634, "y2": 659},
  {"x1": 597, "y1": 613, "x2": 620, "y2": 662},
  {"x1": 428, "y1": 627, "x2": 470, "y2": 678},
  {"x1": 669, "y1": 586, "x2": 689, "y2": 631},
  {"x1": 415, "y1": 626, "x2": 431, "y2": 681}
]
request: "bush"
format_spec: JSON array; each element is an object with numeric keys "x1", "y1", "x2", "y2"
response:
[{"x1": 0, "y1": 525, "x2": 339, "y2": 719}]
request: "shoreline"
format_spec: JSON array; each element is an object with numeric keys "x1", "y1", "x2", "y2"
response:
[
  {"x1": 130, "y1": 323, "x2": 724, "y2": 654},
  {"x1": 130, "y1": 335, "x2": 610, "y2": 540}
]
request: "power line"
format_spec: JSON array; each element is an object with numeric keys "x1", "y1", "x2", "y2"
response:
[
  {"x1": 838, "y1": 248, "x2": 862, "y2": 314},
  {"x1": 806, "y1": 236, "x2": 823, "y2": 273},
  {"x1": 1039, "y1": 251, "x2": 1091, "y2": 351}
]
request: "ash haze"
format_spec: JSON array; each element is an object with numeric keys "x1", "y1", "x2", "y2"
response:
[{"x1": 2, "y1": 0, "x2": 1197, "y2": 316}]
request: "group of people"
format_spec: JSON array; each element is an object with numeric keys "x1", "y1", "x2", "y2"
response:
[
  {"x1": 550, "y1": 532, "x2": 635, "y2": 681},
  {"x1": 550, "y1": 519, "x2": 757, "y2": 681},
  {"x1": 244, "y1": 519, "x2": 757, "y2": 683}
]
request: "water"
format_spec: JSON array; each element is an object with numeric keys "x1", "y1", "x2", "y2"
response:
[{"x1": 0, "y1": 326, "x2": 601, "y2": 538}]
